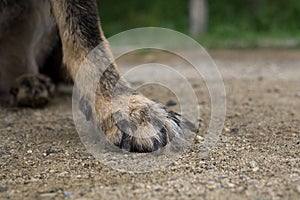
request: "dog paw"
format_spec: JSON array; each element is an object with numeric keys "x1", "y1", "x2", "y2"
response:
[
  {"x1": 10, "y1": 74, "x2": 55, "y2": 107},
  {"x1": 86, "y1": 93, "x2": 197, "y2": 153}
]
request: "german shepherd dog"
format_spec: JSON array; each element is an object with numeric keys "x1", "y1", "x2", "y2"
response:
[{"x1": 0, "y1": 0, "x2": 195, "y2": 152}]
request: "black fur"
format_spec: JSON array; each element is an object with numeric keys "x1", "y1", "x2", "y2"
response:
[{"x1": 64, "y1": 0, "x2": 103, "y2": 49}]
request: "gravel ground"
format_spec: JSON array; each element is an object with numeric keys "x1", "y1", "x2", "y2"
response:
[{"x1": 0, "y1": 49, "x2": 299, "y2": 200}]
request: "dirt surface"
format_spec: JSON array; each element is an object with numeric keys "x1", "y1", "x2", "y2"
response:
[{"x1": 0, "y1": 49, "x2": 299, "y2": 199}]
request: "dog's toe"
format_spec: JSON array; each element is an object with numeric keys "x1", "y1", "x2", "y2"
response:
[
  {"x1": 10, "y1": 74, "x2": 55, "y2": 107},
  {"x1": 92, "y1": 94, "x2": 196, "y2": 153}
]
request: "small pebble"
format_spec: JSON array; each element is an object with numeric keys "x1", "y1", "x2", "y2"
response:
[
  {"x1": 250, "y1": 160, "x2": 259, "y2": 172},
  {"x1": 60, "y1": 171, "x2": 70, "y2": 176},
  {"x1": 296, "y1": 185, "x2": 300, "y2": 193},
  {"x1": 63, "y1": 191, "x2": 72, "y2": 198},
  {"x1": 227, "y1": 183, "x2": 235, "y2": 188},
  {"x1": 76, "y1": 175, "x2": 82, "y2": 179},
  {"x1": 0, "y1": 187, "x2": 7, "y2": 193},
  {"x1": 195, "y1": 135, "x2": 204, "y2": 142},
  {"x1": 40, "y1": 193, "x2": 56, "y2": 198},
  {"x1": 230, "y1": 128, "x2": 239, "y2": 133},
  {"x1": 45, "y1": 148, "x2": 56, "y2": 156},
  {"x1": 5, "y1": 120, "x2": 14, "y2": 127},
  {"x1": 224, "y1": 127, "x2": 230, "y2": 132},
  {"x1": 205, "y1": 165, "x2": 214, "y2": 170},
  {"x1": 1, "y1": 147, "x2": 7, "y2": 154},
  {"x1": 206, "y1": 182, "x2": 217, "y2": 190},
  {"x1": 252, "y1": 167, "x2": 259, "y2": 172},
  {"x1": 274, "y1": 87, "x2": 280, "y2": 93}
]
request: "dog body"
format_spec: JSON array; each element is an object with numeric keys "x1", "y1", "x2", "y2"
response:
[{"x1": 0, "y1": 0, "x2": 195, "y2": 152}]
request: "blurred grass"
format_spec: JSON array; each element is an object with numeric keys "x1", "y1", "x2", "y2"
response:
[
  {"x1": 98, "y1": 0, "x2": 300, "y2": 49},
  {"x1": 198, "y1": 31, "x2": 300, "y2": 49},
  {"x1": 98, "y1": 0, "x2": 188, "y2": 36}
]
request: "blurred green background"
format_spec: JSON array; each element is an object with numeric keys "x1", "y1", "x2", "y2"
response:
[{"x1": 97, "y1": 0, "x2": 300, "y2": 48}]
